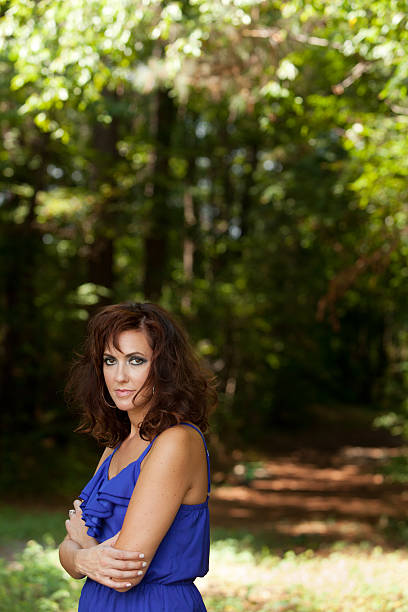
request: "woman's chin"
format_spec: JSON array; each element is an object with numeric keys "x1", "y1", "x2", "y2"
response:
[
  {"x1": 115, "y1": 399, "x2": 148, "y2": 413},
  {"x1": 115, "y1": 401, "x2": 133, "y2": 412}
]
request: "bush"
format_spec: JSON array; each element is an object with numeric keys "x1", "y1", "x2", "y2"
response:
[{"x1": 0, "y1": 540, "x2": 82, "y2": 611}]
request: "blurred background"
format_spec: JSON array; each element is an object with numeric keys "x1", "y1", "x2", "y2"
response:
[{"x1": 1, "y1": 1, "x2": 408, "y2": 610}]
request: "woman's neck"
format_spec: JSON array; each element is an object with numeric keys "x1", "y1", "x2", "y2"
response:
[{"x1": 127, "y1": 406, "x2": 150, "y2": 437}]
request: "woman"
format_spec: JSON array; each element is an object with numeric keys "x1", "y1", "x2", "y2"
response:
[{"x1": 59, "y1": 302, "x2": 217, "y2": 611}]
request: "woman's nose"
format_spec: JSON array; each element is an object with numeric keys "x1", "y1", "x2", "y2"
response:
[{"x1": 115, "y1": 362, "x2": 129, "y2": 382}]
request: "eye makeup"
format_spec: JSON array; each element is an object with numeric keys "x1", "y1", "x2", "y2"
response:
[{"x1": 103, "y1": 354, "x2": 148, "y2": 366}]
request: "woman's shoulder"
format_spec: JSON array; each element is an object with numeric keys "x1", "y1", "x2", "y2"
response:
[
  {"x1": 150, "y1": 422, "x2": 203, "y2": 457},
  {"x1": 100, "y1": 445, "x2": 115, "y2": 460},
  {"x1": 140, "y1": 423, "x2": 207, "y2": 486},
  {"x1": 156, "y1": 422, "x2": 194, "y2": 442}
]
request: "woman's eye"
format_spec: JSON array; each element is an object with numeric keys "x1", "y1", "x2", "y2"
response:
[
  {"x1": 103, "y1": 356, "x2": 146, "y2": 366},
  {"x1": 130, "y1": 357, "x2": 145, "y2": 366},
  {"x1": 103, "y1": 357, "x2": 116, "y2": 366}
]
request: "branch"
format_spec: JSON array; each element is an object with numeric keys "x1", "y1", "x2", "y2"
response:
[
  {"x1": 242, "y1": 27, "x2": 343, "y2": 50},
  {"x1": 385, "y1": 101, "x2": 408, "y2": 116},
  {"x1": 242, "y1": 27, "x2": 284, "y2": 46},
  {"x1": 291, "y1": 32, "x2": 342, "y2": 50},
  {"x1": 332, "y1": 61, "x2": 372, "y2": 95},
  {"x1": 316, "y1": 238, "x2": 400, "y2": 330}
]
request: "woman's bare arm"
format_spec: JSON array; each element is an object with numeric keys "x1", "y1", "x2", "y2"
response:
[
  {"x1": 59, "y1": 535, "x2": 87, "y2": 579},
  {"x1": 59, "y1": 532, "x2": 146, "y2": 588},
  {"x1": 113, "y1": 426, "x2": 199, "y2": 590}
]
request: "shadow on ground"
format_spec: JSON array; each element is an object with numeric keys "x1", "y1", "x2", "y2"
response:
[{"x1": 210, "y1": 427, "x2": 408, "y2": 552}]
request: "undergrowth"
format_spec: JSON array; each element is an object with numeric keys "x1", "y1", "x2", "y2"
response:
[{"x1": 0, "y1": 536, "x2": 408, "y2": 611}]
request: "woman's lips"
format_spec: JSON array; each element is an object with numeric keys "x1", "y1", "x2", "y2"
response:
[{"x1": 115, "y1": 389, "x2": 135, "y2": 398}]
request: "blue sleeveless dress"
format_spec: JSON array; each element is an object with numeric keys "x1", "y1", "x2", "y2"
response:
[{"x1": 77, "y1": 423, "x2": 210, "y2": 611}]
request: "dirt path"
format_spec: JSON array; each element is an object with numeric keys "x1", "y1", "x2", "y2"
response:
[{"x1": 209, "y1": 444, "x2": 408, "y2": 549}]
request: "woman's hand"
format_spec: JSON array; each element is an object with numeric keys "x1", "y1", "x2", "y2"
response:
[
  {"x1": 65, "y1": 500, "x2": 98, "y2": 549},
  {"x1": 74, "y1": 533, "x2": 148, "y2": 592}
]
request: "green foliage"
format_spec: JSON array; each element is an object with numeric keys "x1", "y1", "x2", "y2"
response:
[
  {"x1": 0, "y1": 541, "x2": 82, "y2": 611},
  {"x1": 2, "y1": 0, "x2": 408, "y2": 484},
  {"x1": 378, "y1": 454, "x2": 408, "y2": 484}
]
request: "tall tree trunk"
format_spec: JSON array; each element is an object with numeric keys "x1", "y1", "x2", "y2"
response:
[
  {"x1": 88, "y1": 97, "x2": 120, "y2": 307},
  {"x1": 240, "y1": 143, "x2": 258, "y2": 238},
  {"x1": 143, "y1": 89, "x2": 176, "y2": 301},
  {"x1": 0, "y1": 125, "x2": 50, "y2": 434},
  {"x1": 1, "y1": 189, "x2": 44, "y2": 435},
  {"x1": 182, "y1": 155, "x2": 197, "y2": 311}
]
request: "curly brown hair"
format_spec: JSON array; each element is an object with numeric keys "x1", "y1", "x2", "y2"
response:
[{"x1": 66, "y1": 302, "x2": 217, "y2": 447}]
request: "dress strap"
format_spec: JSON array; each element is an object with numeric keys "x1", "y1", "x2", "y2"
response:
[
  {"x1": 180, "y1": 422, "x2": 211, "y2": 495},
  {"x1": 137, "y1": 440, "x2": 155, "y2": 464}
]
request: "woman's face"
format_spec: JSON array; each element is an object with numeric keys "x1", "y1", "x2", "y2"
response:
[{"x1": 103, "y1": 328, "x2": 153, "y2": 413}]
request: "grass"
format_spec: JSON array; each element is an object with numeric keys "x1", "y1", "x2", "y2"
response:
[
  {"x1": 0, "y1": 506, "x2": 67, "y2": 547},
  {"x1": 1, "y1": 506, "x2": 408, "y2": 611},
  {"x1": 200, "y1": 539, "x2": 408, "y2": 611}
]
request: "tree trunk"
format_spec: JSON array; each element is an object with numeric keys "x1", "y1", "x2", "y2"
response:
[
  {"x1": 143, "y1": 89, "x2": 176, "y2": 301},
  {"x1": 87, "y1": 99, "x2": 119, "y2": 307},
  {"x1": 0, "y1": 191, "x2": 44, "y2": 433},
  {"x1": 241, "y1": 143, "x2": 258, "y2": 238}
]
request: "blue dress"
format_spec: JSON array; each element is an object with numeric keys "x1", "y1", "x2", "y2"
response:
[{"x1": 77, "y1": 423, "x2": 210, "y2": 611}]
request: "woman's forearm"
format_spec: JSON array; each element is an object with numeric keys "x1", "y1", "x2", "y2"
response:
[
  {"x1": 59, "y1": 533, "x2": 147, "y2": 590},
  {"x1": 59, "y1": 536, "x2": 86, "y2": 579}
]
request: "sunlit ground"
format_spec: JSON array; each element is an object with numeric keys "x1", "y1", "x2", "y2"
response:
[
  {"x1": 200, "y1": 540, "x2": 408, "y2": 611},
  {"x1": 209, "y1": 445, "x2": 408, "y2": 548}
]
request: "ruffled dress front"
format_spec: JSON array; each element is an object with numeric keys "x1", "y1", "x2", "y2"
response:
[{"x1": 77, "y1": 423, "x2": 210, "y2": 611}]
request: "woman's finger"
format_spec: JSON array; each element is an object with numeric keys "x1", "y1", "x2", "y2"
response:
[
  {"x1": 101, "y1": 568, "x2": 144, "y2": 580},
  {"x1": 106, "y1": 547, "x2": 145, "y2": 561},
  {"x1": 73, "y1": 499, "x2": 83, "y2": 515},
  {"x1": 108, "y1": 559, "x2": 146, "y2": 571},
  {"x1": 97, "y1": 576, "x2": 134, "y2": 589}
]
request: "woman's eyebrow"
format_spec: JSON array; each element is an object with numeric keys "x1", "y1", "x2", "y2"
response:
[{"x1": 103, "y1": 351, "x2": 146, "y2": 357}]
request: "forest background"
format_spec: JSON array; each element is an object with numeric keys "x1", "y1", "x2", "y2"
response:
[
  {"x1": 2, "y1": 0, "x2": 408, "y2": 495},
  {"x1": 3, "y1": 1, "x2": 408, "y2": 610}
]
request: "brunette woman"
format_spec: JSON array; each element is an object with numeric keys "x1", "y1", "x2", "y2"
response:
[{"x1": 59, "y1": 302, "x2": 217, "y2": 611}]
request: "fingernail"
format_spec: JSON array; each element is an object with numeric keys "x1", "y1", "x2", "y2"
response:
[
  {"x1": 139, "y1": 553, "x2": 145, "y2": 559},
  {"x1": 142, "y1": 561, "x2": 147, "y2": 567},
  {"x1": 137, "y1": 570, "x2": 143, "y2": 575},
  {"x1": 126, "y1": 583, "x2": 132, "y2": 587}
]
